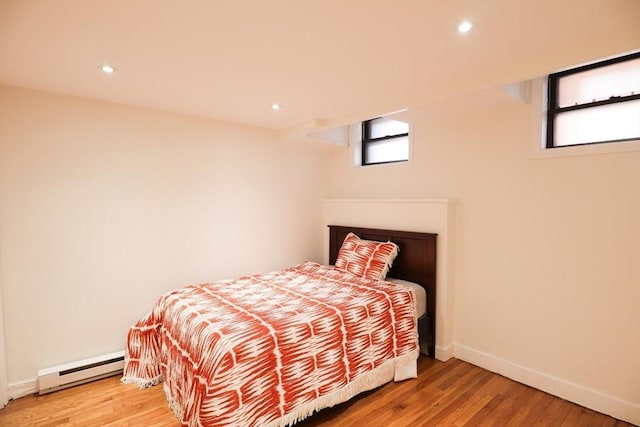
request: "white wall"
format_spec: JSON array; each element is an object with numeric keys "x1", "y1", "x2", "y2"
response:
[
  {"x1": 0, "y1": 86, "x2": 330, "y2": 393},
  {"x1": 328, "y1": 91, "x2": 640, "y2": 423}
]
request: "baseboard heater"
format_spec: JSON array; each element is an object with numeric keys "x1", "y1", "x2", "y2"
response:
[{"x1": 37, "y1": 350, "x2": 125, "y2": 395}]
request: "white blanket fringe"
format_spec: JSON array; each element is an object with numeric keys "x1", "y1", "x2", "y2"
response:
[
  {"x1": 121, "y1": 374, "x2": 163, "y2": 389},
  {"x1": 163, "y1": 382, "x2": 184, "y2": 420},
  {"x1": 121, "y1": 350, "x2": 418, "y2": 427},
  {"x1": 264, "y1": 349, "x2": 419, "y2": 427}
]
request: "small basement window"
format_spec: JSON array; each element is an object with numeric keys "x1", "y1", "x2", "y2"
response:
[
  {"x1": 361, "y1": 117, "x2": 409, "y2": 165},
  {"x1": 546, "y1": 51, "x2": 640, "y2": 148}
]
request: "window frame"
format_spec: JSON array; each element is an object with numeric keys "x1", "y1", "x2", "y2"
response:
[
  {"x1": 361, "y1": 117, "x2": 409, "y2": 166},
  {"x1": 546, "y1": 51, "x2": 640, "y2": 149}
]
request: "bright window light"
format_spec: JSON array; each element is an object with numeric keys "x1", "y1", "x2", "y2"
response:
[{"x1": 547, "y1": 51, "x2": 640, "y2": 148}]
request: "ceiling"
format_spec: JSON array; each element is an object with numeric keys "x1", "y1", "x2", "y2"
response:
[{"x1": 1, "y1": 0, "x2": 638, "y2": 135}]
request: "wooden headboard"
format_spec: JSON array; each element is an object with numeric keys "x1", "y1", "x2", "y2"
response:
[{"x1": 328, "y1": 225, "x2": 437, "y2": 358}]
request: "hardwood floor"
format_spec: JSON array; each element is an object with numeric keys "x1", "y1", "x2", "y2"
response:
[{"x1": 0, "y1": 357, "x2": 634, "y2": 426}]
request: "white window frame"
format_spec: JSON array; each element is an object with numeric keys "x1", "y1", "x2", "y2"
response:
[
  {"x1": 361, "y1": 117, "x2": 409, "y2": 166},
  {"x1": 351, "y1": 121, "x2": 413, "y2": 168},
  {"x1": 547, "y1": 51, "x2": 640, "y2": 149},
  {"x1": 530, "y1": 52, "x2": 640, "y2": 159}
]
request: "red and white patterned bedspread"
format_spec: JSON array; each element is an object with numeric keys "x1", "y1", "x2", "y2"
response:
[{"x1": 122, "y1": 261, "x2": 418, "y2": 426}]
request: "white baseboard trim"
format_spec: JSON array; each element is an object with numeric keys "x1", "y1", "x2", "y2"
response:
[
  {"x1": 8, "y1": 378, "x2": 36, "y2": 400},
  {"x1": 454, "y1": 343, "x2": 640, "y2": 426},
  {"x1": 436, "y1": 343, "x2": 454, "y2": 362}
]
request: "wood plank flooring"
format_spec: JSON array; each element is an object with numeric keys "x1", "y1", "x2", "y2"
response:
[{"x1": 0, "y1": 357, "x2": 634, "y2": 426}]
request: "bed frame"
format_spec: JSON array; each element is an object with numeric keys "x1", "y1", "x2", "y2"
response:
[{"x1": 328, "y1": 225, "x2": 437, "y2": 358}]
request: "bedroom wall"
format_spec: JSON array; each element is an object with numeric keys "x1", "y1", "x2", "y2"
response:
[
  {"x1": 0, "y1": 85, "x2": 331, "y2": 393},
  {"x1": 328, "y1": 92, "x2": 640, "y2": 423}
]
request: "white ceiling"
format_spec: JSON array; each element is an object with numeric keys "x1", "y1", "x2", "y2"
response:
[{"x1": 1, "y1": 0, "x2": 638, "y2": 134}]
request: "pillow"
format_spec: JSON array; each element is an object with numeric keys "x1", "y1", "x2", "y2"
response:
[{"x1": 334, "y1": 232, "x2": 399, "y2": 281}]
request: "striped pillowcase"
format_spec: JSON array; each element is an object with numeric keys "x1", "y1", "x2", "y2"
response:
[{"x1": 334, "y1": 232, "x2": 399, "y2": 281}]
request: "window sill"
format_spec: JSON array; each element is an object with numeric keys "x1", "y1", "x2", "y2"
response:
[{"x1": 530, "y1": 139, "x2": 640, "y2": 159}]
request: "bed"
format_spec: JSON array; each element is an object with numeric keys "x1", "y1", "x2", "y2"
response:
[
  {"x1": 122, "y1": 225, "x2": 437, "y2": 426},
  {"x1": 328, "y1": 226, "x2": 437, "y2": 359}
]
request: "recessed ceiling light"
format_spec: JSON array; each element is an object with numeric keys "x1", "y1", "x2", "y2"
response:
[
  {"x1": 101, "y1": 64, "x2": 116, "y2": 74},
  {"x1": 271, "y1": 103, "x2": 281, "y2": 110},
  {"x1": 458, "y1": 21, "x2": 472, "y2": 33}
]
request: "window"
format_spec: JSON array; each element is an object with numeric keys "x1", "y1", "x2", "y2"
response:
[
  {"x1": 361, "y1": 117, "x2": 409, "y2": 165},
  {"x1": 546, "y1": 51, "x2": 640, "y2": 148}
]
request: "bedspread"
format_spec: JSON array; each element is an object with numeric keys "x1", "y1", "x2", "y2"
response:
[{"x1": 122, "y1": 261, "x2": 418, "y2": 426}]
